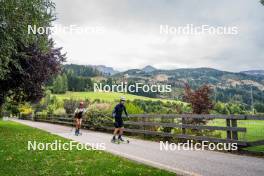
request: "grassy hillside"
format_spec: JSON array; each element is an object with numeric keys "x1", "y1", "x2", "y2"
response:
[{"x1": 53, "y1": 91, "x2": 179, "y2": 103}]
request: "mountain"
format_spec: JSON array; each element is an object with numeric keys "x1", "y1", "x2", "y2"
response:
[
  {"x1": 142, "y1": 65, "x2": 157, "y2": 73},
  {"x1": 62, "y1": 64, "x2": 264, "y2": 106},
  {"x1": 114, "y1": 67, "x2": 264, "y2": 105},
  {"x1": 241, "y1": 70, "x2": 264, "y2": 76},
  {"x1": 91, "y1": 65, "x2": 119, "y2": 76}
]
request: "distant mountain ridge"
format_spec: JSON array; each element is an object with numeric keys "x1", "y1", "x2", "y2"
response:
[
  {"x1": 113, "y1": 67, "x2": 264, "y2": 105},
  {"x1": 63, "y1": 64, "x2": 264, "y2": 105},
  {"x1": 142, "y1": 65, "x2": 157, "y2": 73},
  {"x1": 90, "y1": 65, "x2": 119, "y2": 76},
  {"x1": 241, "y1": 70, "x2": 264, "y2": 76}
]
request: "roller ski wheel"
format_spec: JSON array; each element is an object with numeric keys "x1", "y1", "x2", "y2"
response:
[
  {"x1": 111, "y1": 139, "x2": 120, "y2": 144},
  {"x1": 118, "y1": 138, "x2": 130, "y2": 144}
]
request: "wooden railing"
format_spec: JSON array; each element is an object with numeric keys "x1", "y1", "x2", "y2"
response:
[{"x1": 23, "y1": 114, "x2": 264, "y2": 148}]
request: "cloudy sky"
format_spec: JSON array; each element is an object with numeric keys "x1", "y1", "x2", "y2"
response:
[{"x1": 52, "y1": 0, "x2": 264, "y2": 72}]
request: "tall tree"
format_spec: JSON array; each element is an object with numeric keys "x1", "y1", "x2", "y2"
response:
[
  {"x1": 62, "y1": 73, "x2": 68, "y2": 93},
  {"x1": 52, "y1": 74, "x2": 68, "y2": 94},
  {"x1": 52, "y1": 75, "x2": 63, "y2": 94},
  {"x1": 0, "y1": 0, "x2": 65, "y2": 112}
]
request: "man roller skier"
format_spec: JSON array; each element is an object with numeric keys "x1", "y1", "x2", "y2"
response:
[{"x1": 111, "y1": 97, "x2": 129, "y2": 143}]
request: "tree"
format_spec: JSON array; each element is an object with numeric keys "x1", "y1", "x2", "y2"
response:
[
  {"x1": 67, "y1": 74, "x2": 93, "y2": 92},
  {"x1": 52, "y1": 74, "x2": 68, "y2": 94},
  {"x1": 62, "y1": 74, "x2": 68, "y2": 93},
  {"x1": 0, "y1": 39, "x2": 65, "y2": 104},
  {"x1": 254, "y1": 103, "x2": 264, "y2": 113},
  {"x1": 261, "y1": 0, "x2": 264, "y2": 6},
  {"x1": 214, "y1": 102, "x2": 230, "y2": 114},
  {"x1": 52, "y1": 75, "x2": 63, "y2": 94},
  {"x1": 184, "y1": 84, "x2": 213, "y2": 114},
  {"x1": 183, "y1": 84, "x2": 213, "y2": 124},
  {"x1": 0, "y1": 0, "x2": 65, "y2": 113}
]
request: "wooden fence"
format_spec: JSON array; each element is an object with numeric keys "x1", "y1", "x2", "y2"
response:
[{"x1": 23, "y1": 114, "x2": 264, "y2": 148}]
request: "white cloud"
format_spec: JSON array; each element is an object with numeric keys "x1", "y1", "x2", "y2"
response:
[{"x1": 52, "y1": 0, "x2": 264, "y2": 72}]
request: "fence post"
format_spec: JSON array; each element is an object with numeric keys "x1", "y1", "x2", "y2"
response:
[
  {"x1": 143, "y1": 116, "x2": 146, "y2": 139},
  {"x1": 32, "y1": 112, "x2": 35, "y2": 121},
  {"x1": 226, "y1": 119, "x2": 231, "y2": 139},
  {"x1": 231, "y1": 119, "x2": 238, "y2": 140},
  {"x1": 182, "y1": 117, "x2": 186, "y2": 135},
  {"x1": 161, "y1": 115, "x2": 173, "y2": 142}
]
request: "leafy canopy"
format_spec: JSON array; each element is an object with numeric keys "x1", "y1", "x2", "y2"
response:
[{"x1": 0, "y1": 0, "x2": 65, "y2": 107}]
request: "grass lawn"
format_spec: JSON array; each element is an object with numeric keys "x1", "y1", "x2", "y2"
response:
[
  {"x1": 53, "y1": 91, "x2": 180, "y2": 103},
  {"x1": 208, "y1": 119, "x2": 264, "y2": 152},
  {"x1": 0, "y1": 120, "x2": 175, "y2": 176}
]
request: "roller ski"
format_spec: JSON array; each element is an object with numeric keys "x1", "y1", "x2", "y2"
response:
[
  {"x1": 111, "y1": 138, "x2": 120, "y2": 144},
  {"x1": 75, "y1": 129, "x2": 82, "y2": 136},
  {"x1": 111, "y1": 136, "x2": 129, "y2": 144},
  {"x1": 119, "y1": 138, "x2": 130, "y2": 144}
]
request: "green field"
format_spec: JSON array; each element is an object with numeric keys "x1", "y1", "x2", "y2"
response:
[
  {"x1": 53, "y1": 91, "x2": 179, "y2": 103},
  {"x1": 209, "y1": 119, "x2": 264, "y2": 152},
  {"x1": 0, "y1": 121, "x2": 175, "y2": 176}
]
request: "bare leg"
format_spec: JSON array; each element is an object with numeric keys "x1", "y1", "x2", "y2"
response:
[
  {"x1": 112, "y1": 128, "x2": 120, "y2": 141},
  {"x1": 75, "y1": 118, "x2": 79, "y2": 129},
  {"x1": 78, "y1": 118, "x2": 82, "y2": 129},
  {"x1": 113, "y1": 128, "x2": 119, "y2": 136},
  {"x1": 119, "y1": 127, "x2": 124, "y2": 136}
]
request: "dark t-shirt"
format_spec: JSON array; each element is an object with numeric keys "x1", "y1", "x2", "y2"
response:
[{"x1": 113, "y1": 103, "x2": 128, "y2": 121}]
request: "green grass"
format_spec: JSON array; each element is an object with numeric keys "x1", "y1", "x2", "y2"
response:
[
  {"x1": 0, "y1": 121, "x2": 176, "y2": 176},
  {"x1": 53, "y1": 91, "x2": 179, "y2": 103},
  {"x1": 208, "y1": 119, "x2": 264, "y2": 152}
]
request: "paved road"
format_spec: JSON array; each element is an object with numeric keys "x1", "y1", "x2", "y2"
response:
[{"x1": 13, "y1": 119, "x2": 264, "y2": 176}]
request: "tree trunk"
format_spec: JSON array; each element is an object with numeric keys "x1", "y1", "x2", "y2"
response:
[
  {"x1": 0, "y1": 93, "x2": 4, "y2": 118},
  {"x1": 0, "y1": 104, "x2": 3, "y2": 118}
]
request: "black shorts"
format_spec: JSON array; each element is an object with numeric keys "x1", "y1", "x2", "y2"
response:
[
  {"x1": 75, "y1": 115, "x2": 82, "y2": 119},
  {"x1": 114, "y1": 120, "x2": 124, "y2": 128}
]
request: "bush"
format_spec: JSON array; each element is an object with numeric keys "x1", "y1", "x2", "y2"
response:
[
  {"x1": 125, "y1": 102, "x2": 144, "y2": 114},
  {"x1": 63, "y1": 99, "x2": 90, "y2": 115},
  {"x1": 63, "y1": 99, "x2": 79, "y2": 114},
  {"x1": 85, "y1": 103, "x2": 113, "y2": 128},
  {"x1": 47, "y1": 104, "x2": 55, "y2": 114},
  {"x1": 53, "y1": 108, "x2": 66, "y2": 116},
  {"x1": 2, "y1": 102, "x2": 20, "y2": 116},
  {"x1": 35, "y1": 111, "x2": 48, "y2": 118},
  {"x1": 19, "y1": 104, "x2": 33, "y2": 118},
  {"x1": 89, "y1": 103, "x2": 112, "y2": 112}
]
